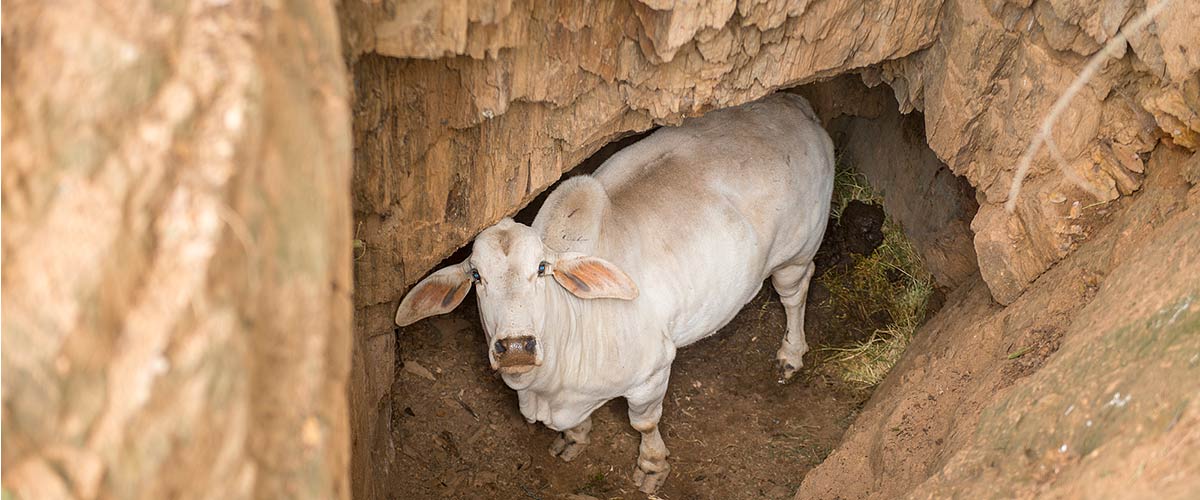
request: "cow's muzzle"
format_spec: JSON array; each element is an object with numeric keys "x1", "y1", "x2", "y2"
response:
[{"x1": 493, "y1": 335, "x2": 539, "y2": 373}]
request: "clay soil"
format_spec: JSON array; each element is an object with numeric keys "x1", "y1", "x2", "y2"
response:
[{"x1": 386, "y1": 230, "x2": 905, "y2": 499}]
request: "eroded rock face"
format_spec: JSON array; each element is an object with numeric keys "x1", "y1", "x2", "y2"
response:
[
  {"x1": 344, "y1": 0, "x2": 1198, "y2": 317},
  {"x1": 876, "y1": 0, "x2": 1199, "y2": 303},
  {"x1": 345, "y1": 0, "x2": 944, "y2": 306},
  {"x1": 2, "y1": 1, "x2": 352, "y2": 498}
]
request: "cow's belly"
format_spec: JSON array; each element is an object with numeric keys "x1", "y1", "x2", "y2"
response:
[
  {"x1": 627, "y1": 175, "x2": 819, "y2": 348},
  {"x1": 668, "y1": 277, "x2": 763, "y2": 347},
  {"x1": 659, "y1": 234, "x2": 771, "y2": 347}
]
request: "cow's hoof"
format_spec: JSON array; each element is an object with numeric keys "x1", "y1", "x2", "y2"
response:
[
  {"x1": 633, "y1": 463, "x2": 670, "y2": 494},
  {"x1": 776, "y1": 359, "x2": 801, "y2": 384},
  {"x1": 549, "y1": 433, "x2": 587, "y2": 462}
]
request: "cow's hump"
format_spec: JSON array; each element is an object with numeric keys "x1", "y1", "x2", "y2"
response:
[{"x1": 532, "y1": 176, "x2": 609, "y2": 255}]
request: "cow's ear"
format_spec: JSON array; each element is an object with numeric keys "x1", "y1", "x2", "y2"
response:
[
  {"x1": 396, "y1": 262, "x2": 473, "y2": 326},
  {"x1": 551, "y1": 253, "x2": 639, "y2": 301}
]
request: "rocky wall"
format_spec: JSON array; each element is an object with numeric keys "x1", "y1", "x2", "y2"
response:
[
  {"x1": 874, "y1": 0, "x2": 1199, "y2": 303},
  {"x1": 343, "y1": 0, "x2": 1200, "y2": 315},
  {"x1": 1, "y1": 1, "x2": 353, "y2": 498}
]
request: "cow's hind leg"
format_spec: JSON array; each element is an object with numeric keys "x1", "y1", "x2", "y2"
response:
[
  {"x1": 772, "y1": 261, "x2": 815, "y2": 383},
  {"x1": 627, "y1": 368, "x2": 671, "y2": 494},
  {"x1": 549, "y1": 416, "x2": 592, "y2": 461}
]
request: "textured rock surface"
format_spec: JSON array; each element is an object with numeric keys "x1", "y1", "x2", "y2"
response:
[
  {"x1": 2, "y1": 1, "x2": 352, "y2": 499},
  {"x1": 343, "y1": 0, "x2": 1199, "y2": 326},
  {"x1": 875, "y1": 0, "x2": 1199, "y2": 303},
  {"x1": 4, "y1": 1, "x2": 1194, "y2": 498}
]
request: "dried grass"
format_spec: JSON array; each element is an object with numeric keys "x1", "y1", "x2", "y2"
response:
[{"x1": 818, "y1": 160, "x2": 935, "y2": 387}]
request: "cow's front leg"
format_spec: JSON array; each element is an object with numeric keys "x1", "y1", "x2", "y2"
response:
[
  {"x1": 631, "y1": 421, "x2": 669, "y2": 494},
  {"x1": 627, "y1": 370, "x2": 671, "y2": 494},
  {"x1": 549, "y1": 416, "x2": 592, "y2": 462}
]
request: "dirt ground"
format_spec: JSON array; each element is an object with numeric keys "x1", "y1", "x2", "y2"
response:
[{"x1": 384, "y1": 205, "x2": 911, "y2": 499}]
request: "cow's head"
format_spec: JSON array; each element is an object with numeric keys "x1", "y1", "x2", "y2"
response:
[{"x1": 395, "y1": 218, "x2": 638, "y2": 374}]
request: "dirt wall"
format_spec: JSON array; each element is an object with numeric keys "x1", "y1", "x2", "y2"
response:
[
  {"x1": 798, "y1": 145, "x2": 1200, "y2": 498},
  {"x1": 1, "y1": 1, "x2": 353, "y2": 498}
]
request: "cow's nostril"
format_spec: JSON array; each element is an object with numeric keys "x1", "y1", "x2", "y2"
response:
[
  {"x1": 494, "y1": 340, "x2": 506, "y2": 354},
  {"x1": 524, "y1": 338, "x2": 537, "y2": 353}
]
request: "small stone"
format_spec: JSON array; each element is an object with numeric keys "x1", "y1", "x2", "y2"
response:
[
  {"x1": 403, "y1": 360, "x2": 437, "y2": 381},
  {"x1": 1068, "y1": 201, "x2": 1082, "y2": 219}
]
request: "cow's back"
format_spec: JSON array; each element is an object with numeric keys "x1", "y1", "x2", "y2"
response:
[{"x1": 590, "y1": 93, "x2": 834, "y2": 346}]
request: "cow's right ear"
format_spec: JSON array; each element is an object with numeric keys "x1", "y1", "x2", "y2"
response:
[
  {"x1": 551, "y1": 253, "x2": 639, "y2": 301},
  {"x1": 395, "y1": 262, "x2": 473, "y2": 327}
]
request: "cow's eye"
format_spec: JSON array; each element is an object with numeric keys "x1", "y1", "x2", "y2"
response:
[
  {"x1": 470, "y1": 269, "x2": 481, "y2": 283},
  {"x1": 537, "y1": 261, "x2": 548, "y2": 276}
]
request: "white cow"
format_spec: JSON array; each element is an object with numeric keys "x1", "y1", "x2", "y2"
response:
[{"x1": 395, "y1": 93, "x2": 834, "y2": 494}]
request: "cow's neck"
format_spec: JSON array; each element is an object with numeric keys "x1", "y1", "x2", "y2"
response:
[{"x1": 503, "y1": 281, "x2": 653, "y2": 393}]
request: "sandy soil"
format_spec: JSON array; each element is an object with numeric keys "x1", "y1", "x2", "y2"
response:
[{"x1": 388, "y1": 287, "x2": 876, "y2": 499}]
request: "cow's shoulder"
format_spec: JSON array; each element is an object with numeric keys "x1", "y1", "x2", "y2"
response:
[{"x1": 533, "y1": 175, "x2": 609, "y2": 255}]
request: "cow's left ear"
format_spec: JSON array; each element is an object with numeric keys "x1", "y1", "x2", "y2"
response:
[{"x1": 551, "y1": 253, "x2": 638, "y2": 300}]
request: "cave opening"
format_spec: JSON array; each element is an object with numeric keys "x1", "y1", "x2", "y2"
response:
[{"x1": 356, "y1": 74, "x2": 979, "y2": 498}]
